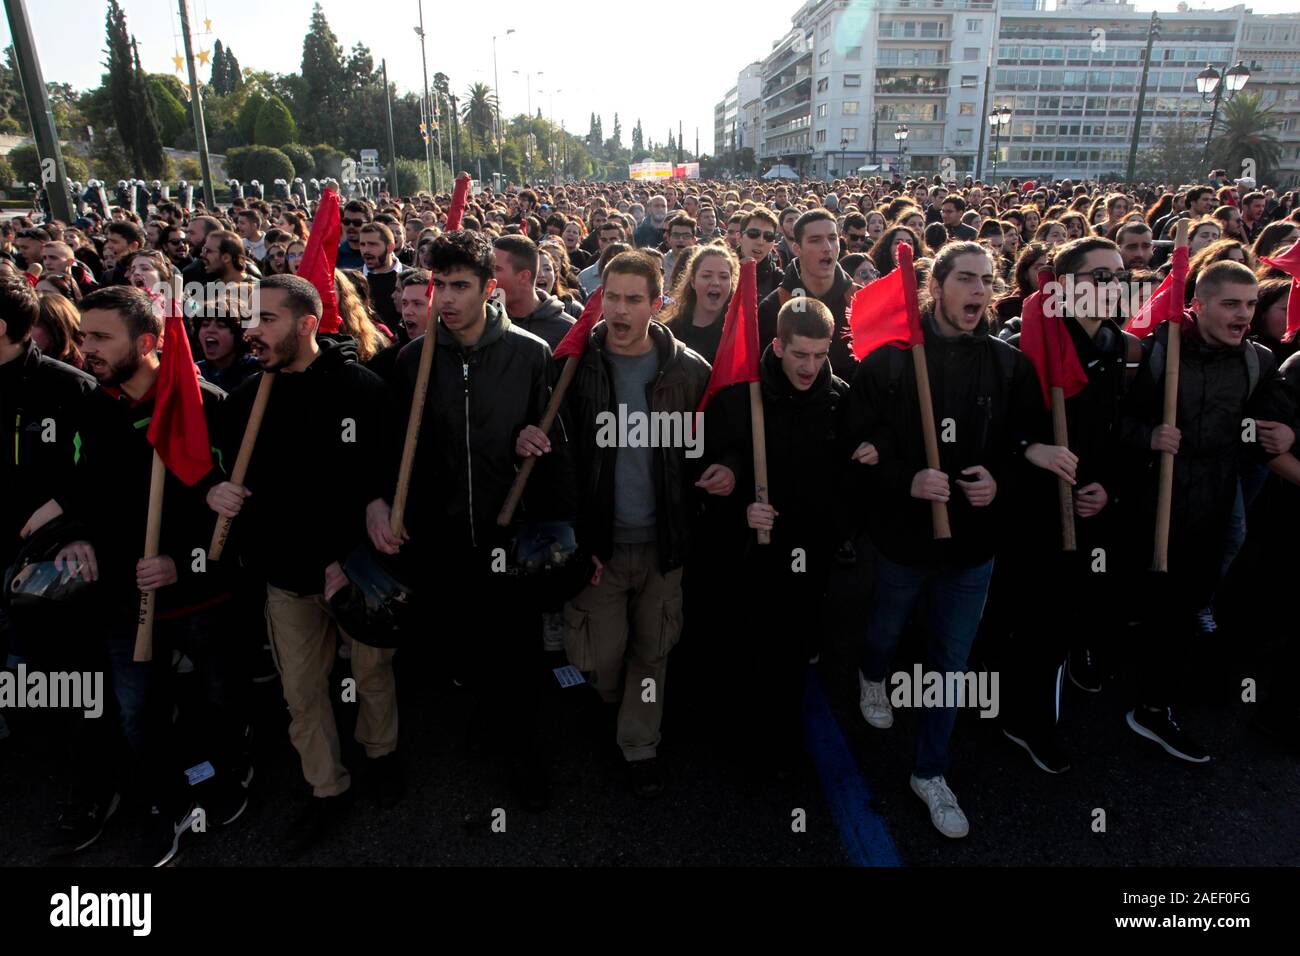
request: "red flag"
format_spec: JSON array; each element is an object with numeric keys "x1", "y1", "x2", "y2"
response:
[
  {"x1": 298, "y1": 188, "x2": 341, "y2": 334},
  {"x1": 148, "y1": 312, "x2": 212, "y2": 486},
  {"x1": 847, "y1": 240, "x2": 921, "y2": 360},
  {"x1": 1127, "y1": 245, "x2": 1188, "y2": 339},
  {"x1": 553, "y1": 286, "x2": 603, "y2": 361},
  {"x1": 698, "y1": 259, "x2": 760, "y2": 412},
  {"x1": 1259, "y1": 239, "x2": 1300, "y2": 343},
  {"x1": 1019, "y1": 269, "x2": 1089, "y2": 410},
  {"x1": 445, "y1": 173, "x2": 471, "y2": 232}
]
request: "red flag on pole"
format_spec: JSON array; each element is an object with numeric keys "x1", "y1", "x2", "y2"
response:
[
  {"x1": 298, "y1": 188, "x2": 341, "y2": 334},
  {"x1": 1019, "y1": 269, "x2": 1089, "y2": 409},
  {"x1": 553, "y1": 286, "x2": 604, "y2": 361},
  {"x1": 1259, "y1": 239, "x2": 1300, "y2": 343},
  {"x1": 698, "y1": 259, "x2": 760, "y2": 412},
  {"x1": 444, "y1": 173, "x2": 471, "y2": 232},
  {"x1": 847, "y1": 240, "x2": 921, "y2": 360},
  {"x1": 148, "y1": 312, "x2": 212, "y2": 486},
  {"x1": 1126, "y1": 245, "x2": 1188, "y2": 340}
]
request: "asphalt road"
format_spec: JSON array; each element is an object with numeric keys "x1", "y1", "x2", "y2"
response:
[{"x1": 2, "y1": 537, "x2": 1298, "y2": 867}]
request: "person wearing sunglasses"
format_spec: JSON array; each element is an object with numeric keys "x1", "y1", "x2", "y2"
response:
[
  {"x1": 739, "y1": 208, "x2": 782, "y2": 301},
  {"x1": 337, "y1": 198, "x2": 371, "y2": 270}
]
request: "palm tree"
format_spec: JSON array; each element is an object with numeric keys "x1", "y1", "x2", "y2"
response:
[
  {"x1": 1208, "y1": 92, "x2": 1283, "y2": 182},
  {"x1": 461, "y1": 82, "x2": 498, "y2": 150}
]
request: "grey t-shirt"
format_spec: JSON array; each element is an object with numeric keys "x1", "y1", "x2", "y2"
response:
[{"x1": 607, "y1": 347, "x2": 659, "y2": 543}]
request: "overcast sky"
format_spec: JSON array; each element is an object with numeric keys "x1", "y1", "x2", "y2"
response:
[{"x1": 2, "y1": 0, "x2": 1297, "y2": 154}]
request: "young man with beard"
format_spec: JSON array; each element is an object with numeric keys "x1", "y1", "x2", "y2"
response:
[
  {"x1": 337, "y1": 200, "x2": 371, "y2": 270},
  {"x1": 493, "y1": 235, "x2": 575, "y2": 350},
  {"x1": 367, "y1": 231, "x2": 573, "y2": 810},
  {"x1": 1119, "y1": 260, "x2": 1295, "y2": 762},
  {"x1": 849, "y1": 242, "x2": 1070, "y2": 838},
  {"x1": 542, "y1": 251, "x2": 726, "y2": 798},
  {"x1": 206, "y1": 274, "x2": 400, "y2": 851},
  {"x1": 707, "y1": 298, "x2": 868, "y2": 767},
  {"x1": 998, "y1": 235, "x2": 1143, "y2": 772},
  {"x1": 758, "y1": 209, "x2": 861, "y2": 380},
  {"x1": 182, "y1": 216, "x2": 221, "y2": 285},
  {"x1": 201, "y1": 231, "x2": 248, "y2": 286},
  {"x1": 52, "y1": 285, "x2": 245, "y2": 865},
  {"x1": 358, "y1": 223, "x2": 403, "y2": 332},
  {"x1": 633, "y1": 195, "x2": 669, "y2": 249}
]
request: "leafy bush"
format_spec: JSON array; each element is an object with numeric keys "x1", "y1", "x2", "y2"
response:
[
  {"x1": 254, "y1": 96, "x2": 297, "y2": 148},
  {"x1": 224, "y1": 145, "x2": 293, "y2": 185},
  {"x1": 279, "y1": 143, "x2": 315, "y2": 179},
  {"x1": 309, "y1": 143, "x2": 347, "y2": 180}
]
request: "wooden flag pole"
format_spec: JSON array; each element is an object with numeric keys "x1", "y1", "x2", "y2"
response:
[
  {"x1": 209, "y1": 372, "x2": 274, "y2": 559},
  {"x1": 749, "y1": 381, "x2": 771, "y2": 545},
  {"x1": 1152, "y1": 321, "x2": 1180, "y2": 571},
  {"x1": 497, "y1": 355, "x2": 580, "y2": 527},
  {"x1": 1050, "y1": 385, "x2": 1077, "y2": 552},
  {"x1": 391, "y1": 325, "x2": 437, "y2": 536},
  {"x1": 912, "y1": 344, "x2": 951, "y2": 540},
  {"x1": 1153, "y1": 218, "x2": 1188, "y2": 572},
  {"x1": 134, "y1": 451, "x2": 167, "y2": 662}
]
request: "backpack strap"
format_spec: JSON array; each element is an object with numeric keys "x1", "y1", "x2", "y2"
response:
[{"x1": 1244, "y1": 341, "x2": 1261, "y2": 399}]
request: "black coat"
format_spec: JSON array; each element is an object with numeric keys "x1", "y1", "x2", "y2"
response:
[
  {"x1": 758, "y1": 260, "x2": 860, "y2": 380},
  {"x1": 565, "y1": 321, "x2": 711, "y2": 572}
]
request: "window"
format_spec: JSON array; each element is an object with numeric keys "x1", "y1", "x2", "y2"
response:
[
  {"x1": 846, "y1": 46, "x2": 862, "y2": 60},
  {"x1": 959, "y1": 103, "x2": 975, "y2": 116},
  {"x1": 966, "y1": 18, "x2": 982, "y2": 32},
  {"x1": 843, "y1": 101, "x2": 860, "y2": 115},
  {"x1": 819, "y1": 50, "x2": 830, "y2": 66},
  {"x1": 840, "y1": 128, "x2": 858, "y2": 143},
  {"x1": 820, "y1": 20, "x2": 831, "y2": 39},
  {"x1": 815, "y1": 129, "x2": 827, "y2": 143},
  {"x1": 964, "y1": 48, "x2": 979, "y2": 62},
  {"x1": 817, "y1": 77, "x2": 829, "y2": 92},
  {"x1": 961, "y1": 75, "x2": 977, "y2": 88},
  {"x1": 955, "y1": 128, "x2": 973, "y2": 146},
  {"x1": 1287, "y1": 89, "x2": 1300, "y2": 102},
  {"x1": 816, "y1": 103, "x2": 827, "y2": 118},
  {"x1": 844, "y1": 74, "x2": 862, "y2": 87}
]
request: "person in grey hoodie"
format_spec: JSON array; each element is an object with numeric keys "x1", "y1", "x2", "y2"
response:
[
  {"x1": 493, "y1": 235, "x2": 575, "y2": 351},
  {"x1": 579, "y1": 221, "x2": 628, "y2": 296}
]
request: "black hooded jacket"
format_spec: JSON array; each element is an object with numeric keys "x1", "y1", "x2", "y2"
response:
[
  {"x1": 511, "y1": 292, "x2": 576, "y2": 352},
  {"x1": 849, "y1": 312, "x2": 1049, "y2": 568},
  {"x1": 215, "y1": 336, "x2": 397, "y2": 595},
  {"x1": 758, "y1": 259, "x2": 860, "y2": 380}
]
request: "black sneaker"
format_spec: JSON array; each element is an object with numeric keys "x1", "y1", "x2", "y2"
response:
[
  {"x1": 141, "y1": 803, "x2": 200, "y2": 868},
  {"x1": 627, "y1": 757, "x2": 664, "y2": 799},
  {"x1": 1002, "y1": 727, "x2": 1072, "y2": 774},
  {"x1": 1067, "y1": 648, "x2": 1102, "y2": 693},
  {"x1": 284, "y1": 792, "x2": 352, "y2": 856},
  {"x1": 1126, "y1": 707, "x2": 1211, "y2": 763},
  {"x1": 52, "y1": 791, "x2": 121, "y2": 854},
  {"x1": 366, "y1": 753, "x2": 404, "y2": 809},
  {"x1": 205, "y1": 770, "x2": 252, "y2": 828}
]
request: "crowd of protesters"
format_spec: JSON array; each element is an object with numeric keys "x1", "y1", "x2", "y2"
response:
[{"x1": 1, "y1": 162, "x2": 1297, "y2": 863}]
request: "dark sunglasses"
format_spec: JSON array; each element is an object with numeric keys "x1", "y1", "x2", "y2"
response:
[
  {"x1": 343, "y1": 218, "x2": 369, "y2": 227},
  {"x1": 745, "y1": 228, "x2": 777, "y2": 242},
  {"x1": 1074, "y1": 268, "x2": 1132, "y2": 284},
  {"x1": 846, "y1": 232, "x2": 867, "y2": 242}
]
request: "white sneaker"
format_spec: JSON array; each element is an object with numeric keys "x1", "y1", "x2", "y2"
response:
[
  {"x1": 910, "y1": 774, "x2": 969, "y2": 839},
  {"x1": 858, "y1": 671, "x2": 893, "y2": 729}
]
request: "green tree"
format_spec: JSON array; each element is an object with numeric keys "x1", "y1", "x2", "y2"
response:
[
  {"x1": 236, "y1": 91, "x2": 265, "y2": 144},
  {"x1": 309, "y1": 143, "x2": 348, "y2": 180},
  {"x1": 224, "y1": 145, "x2": 293, "y2": 184},
  {"x1": 211, "y1": 40, "x2": 228, "y2": 94},
  {"x1": 299, "y1": 3, "x2": 346, "y2": 144},
  {"x1": 632, "y1": 118, "x2": 644, "y2": 155},
  {"x1": 280, "y1": 143, "x2": 315, "y2": 178},
  {"x1": 461, "y1": 82, "x2": 497, "y2": 148},
  {"x1": 1208, "y1": 92, "x2": 1283, "y2": 184},
  {"x1": 1135, "y1": 118, "x2": 1204, "y2": 187},
  {"x1": 104, "y1": 0, "x2": 139, "y2": 173},
  {"x1": 254, "y1": 95, "x2": 297, "y2": 147},
  {"x1": 131, "y1": 37, "x2": 166, "y2": 177},
  {"x1": 147, "y1": 75, "x2": 188, "y2": 146},
  {"x1": 0, "y1": 155, "x2": 15, "y2": 188}
]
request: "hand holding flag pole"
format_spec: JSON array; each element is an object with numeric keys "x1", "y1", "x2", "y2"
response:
[
  {"x1": 392, "y1": 173, "x2": 471, "y2": 536},
  {"x1": 1153, "y1": 218, "x2": 1190, "y2": 572}
]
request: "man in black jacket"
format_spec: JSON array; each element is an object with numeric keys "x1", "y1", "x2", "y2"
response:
[
  {"x1": 738, "y1": 208, "x2": 783, "y2": 303},
  {"x1": 367, "y1": 231, "x2": 574, "y2": 810},
  {"x1": 849, "y1": 242, "x2": 1070, "y2": 839},
  {"x1": 999, "y1": 236, "x2": 1143, "y2": 773},
  {"x1": 758, "y1": 210, "x2": 861, "y2": 380},
  {"x1": 493, "y1": 234, "x2": 575, "y2": 350},
  {"x1": 542, "y1": 251, "x2": 723, "y2": 798},
  {"x1": 52, "y1": 286, "x2": 240, "y2": 865},
  {"x1": 207, "y1": 275, "x2": 399, "y2": 851},
  {"x1": 1120, "y1": 259, "x2": 1295, "y2": 763}
]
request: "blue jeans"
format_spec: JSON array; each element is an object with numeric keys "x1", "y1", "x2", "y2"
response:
[{"x1": 860, "y1": 555, "x2": 994, "y2": 779}]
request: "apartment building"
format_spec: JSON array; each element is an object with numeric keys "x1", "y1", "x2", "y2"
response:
[{"x1": 1236, "y1": 13, "x2": 1300, "y2": 186}]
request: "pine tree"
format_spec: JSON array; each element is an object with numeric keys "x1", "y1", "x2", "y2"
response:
[
  {"x1": 632, "y1": 119, "x2": 644, "y2": 155},
  {"x1": 131, "y1": 37, "x2": 166, "y2": 177},
  {"x1": 254, "y1": 95, "x2": 297, "y2": 148},
  {"x1": 225, "y1": 46, "x2": 243, "y2": 91},
  {"x1": 211, "y1": 39, "x2": 226, "y2": 92},
  {"x1": 612, "y1": 113, "x2": 622, "y2": 150},
  {"x1": 104, "y1": 0, "x2": 140, "y2": 173},
  {"x1": 300, "y1": 3, "x2": 345, "y2": 144}
]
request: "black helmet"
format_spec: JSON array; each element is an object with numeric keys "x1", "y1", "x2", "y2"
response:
[
  {"x1": 507, "y1": 519, "x2": 590, "y2": 612},
  {"x1": 4, "y1": 515, "x2": 97, "y2": 612},
  {"x1": 329, "y1": 544, "x2": 416, "y2": 649}
]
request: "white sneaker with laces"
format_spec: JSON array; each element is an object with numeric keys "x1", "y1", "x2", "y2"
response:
[
  {"x1": 858, "y1": 671, "x2": 894, "y2": 729},
  {"x1": 910, "y1": 774, "x2": 969, "y2": 839}
]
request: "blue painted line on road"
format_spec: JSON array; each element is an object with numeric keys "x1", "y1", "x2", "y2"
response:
[{"x1": 802, "y1": 668, "x2": 903, "y2": 867}]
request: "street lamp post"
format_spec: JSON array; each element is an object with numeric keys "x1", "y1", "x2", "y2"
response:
[
  {"x1": 840, "y1": 133, "x2": 850, "y2": 179},
  {"x1": 1197, "y1": 61, "x2": 1252, "y2": 162},
  {"x1": 492, "y1": 29, "x2": 515, "y2": 188},
  {"x1": 894, "y1": 124, "x2": 909, "y2": 180},
  {"x1": 988, "y1": 105, "x2": 1011, "y2": 185},
  {"x1": 414, "y1": 4, "x2": 437, "y2": 193}
]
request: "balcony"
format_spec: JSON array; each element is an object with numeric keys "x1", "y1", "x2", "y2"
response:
[
  {"x1": 763, "y1": 70, "x2": 812, "y2": 103},
  {"x1": 878, "y1": 0, "x2": 994, "y2": 9},
  {"x1": 875, "y1": 77, "x2": 948, "y2": 95}
]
